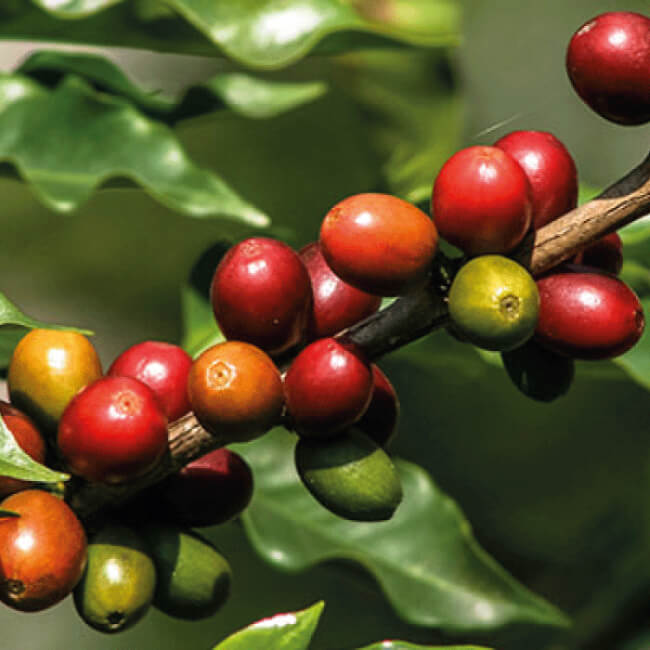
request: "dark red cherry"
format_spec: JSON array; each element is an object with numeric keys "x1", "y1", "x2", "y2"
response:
[
  {"x1": 494, "y1": 131, "x2": 578, "y2": 229},
  {"x1": 432, "y1": 146, "x2": 532, "y2": 255},
  {"x1": 356, "y1": 365, "x2": 400, "y2": 447},
  {"x1": 536, "y1": 267, "x2": 644, "y2": 359},
  {"x1": 299, "y1": 242, "x2": 381, "y2": 339},
  {"x1": 159, "y1": 448, "x2": 254, "y2": 527},
  {"x1": 566, "y1": 12, "x2": 650, "y2": 125},
  {"x1": 210, "y1": 238, "x2": 312, "y2": 356},
  {"x1": 284, "y1": 338, "x2": 373, "y2": 438},
  {"x1": 58, "y1": 376, "x2": 168, "y2": 484},
  {"x1": 574, "y1": 232, "x2": 624, "y2": 275},
  {"x1": 108, "y1": 341, "x2": 192, "y2": 422}
]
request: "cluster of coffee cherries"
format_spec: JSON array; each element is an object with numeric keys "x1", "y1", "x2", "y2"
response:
[{"x1": 0, "y1": 332, "x2": 250, "y2": 631}]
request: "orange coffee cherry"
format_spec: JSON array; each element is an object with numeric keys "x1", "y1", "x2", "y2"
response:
[
  {"x1": 188, "y1": 342, "x2": 284, "y2": 442},
  {"x1": 0, "y1": 490, "x2": 87, "y2": 612},
  {"x1": 8, "y1": 329, "x2": 102, "y2": 433}
]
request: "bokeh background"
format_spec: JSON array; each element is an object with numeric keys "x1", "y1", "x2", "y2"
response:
[{"x1": 0, "y1": 1, "x2": 648, "y2": 648}]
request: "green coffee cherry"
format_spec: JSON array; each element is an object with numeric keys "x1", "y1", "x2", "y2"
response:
[
  {"x1": 295, "y1": 428, "x2": 403, "y2": 522},
  {"x1": 448, "y1": 255, "x2": 540, "y2": 352},
  {"x1": 141, "y1": 524, "x2": 231, "y2": 620},
  {"x1": 73, "y1": 525, "x2": 156, "y2": 634}
]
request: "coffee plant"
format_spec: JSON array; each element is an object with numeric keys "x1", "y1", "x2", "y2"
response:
[{"x1": 0, "y1": 2, "x2": 648, "y2": 649}]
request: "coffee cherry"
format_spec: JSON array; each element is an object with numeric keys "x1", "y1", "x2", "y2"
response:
[
  {"x1": 432, "y1": 146, "x2": 532, "y2": 255},
  {"x1": 502, "y1": 339, "x2": 574, "y2": 402},
  {"x1": 356, "y1": 365, "x2": 400, "y2": 447},
  {"x1": 58, "y1": 376, "x2": 168, "y2": 484},
  {"x1": 448, "y1": 256, "x2": 540, "y2": 352},
  {"x1": 141, "y1": 524, "x2": 231, "y2": 620},
  {"x1": 295, "y1": 429, "x2": 403, "y2": 521},
  {"x1": 0, "y1": 490, "x2": 87, "y2": 612},
  {"x1": 8, "y1": 329, "x2": 102, "y2": 433},
  {"x1": 566, "y1": 12, "x2": 650, "y2": 125},
  {"x1": 158, "y1": 448, "x2": 254, "y2": 527},
  {"x1": 300, "y1": 242, "x2": 381, "y2": 339},
  {"x1": 536, "y1": 268, "x2": 644, "y2": 359},
  {"x1": 320, "y1": 193, "x2": 438, "y2": 296},
  {"x1": 494, "y1": 131, "x2": 578, "y2": 229},
  {"x1": 0, "y1": 403, "x2": 46, "y2": 498},
  {"x1": 210, "y1": 237, "x2": 312, "y2": 355},
  {"x1": 188, "y1": 342, "x2": 284, "y2": 442},
  {"x1": 284, "y1": 338, "x2": 373, "y2": 438},
  {"x1": 108, "y1": 341, "x2": 192, "y2": 422},
  {"x1": 575, "y1": 232, "x2": 623, "y2": 275},
  {"x1": 74, "y1": 525, "x2": 156, "y2": 634}
]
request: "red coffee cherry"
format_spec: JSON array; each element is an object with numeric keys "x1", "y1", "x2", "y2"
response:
[
  {"x1": 210, "y1": 238, "x2": 312, "y2": 356},
  {"x1": 355, "y1": 365, "x2": 400, "y2": 447},
  {"x1": 0, "y1": 403, "x2": 46, "y2": 498},
  {"x1": 188, "y1": 341, "x2": 284, "y2": 442},
  {"x1": 0, "y1": 490, "x2": 87, "y2": 612},
  {"x1": 494, "y1": 131, "x2": 578, "y2": 229},
  {"x1": 108, "y1": 341, "x2": 192, "y2": 422},
  {"x1": 319, "y1": 193, "x2": 438, "y2": 296},
  {"x1": 432, "y1": 146, "x2": 532, "y2": 255},
  {"x1": 58, "y1": 376, "x2": 169, "y2": 484},
  {"x1": 159, "y1": 448, "x2": 254, "y2": 527},
  {"x1": 284, "y1": 338, "x2": 373, "y2": 438},
  {"x1": 536, "y1": 268, "x2": 644, "y2": 360},
  {"x1": 566, "y1": 12, "x2": 650, "y2": 125},
  {"x1": 299, "y1": 242, "x2": 381, "y2": 339},
  {"x1": 575, "y1": 232, "x2": 624, "y2": 276}
]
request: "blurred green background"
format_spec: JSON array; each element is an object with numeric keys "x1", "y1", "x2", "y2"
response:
[{"x1": 0, "y1": 1, "x2": 648, "y2": 648}]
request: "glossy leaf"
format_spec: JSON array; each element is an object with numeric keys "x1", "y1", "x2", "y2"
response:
[
  {"x1": 236, "y1": 429, "x2": 569, "y2": 631},
  {"x1": 0, "y1": 73, "x2": 267, "y2": 223},
  {"x1": 613, "y1": 297, "x2": 650, "y2": 391},
  {"x1": 19, "y1": 1, "x2": 461, "y2": 67},
  {"x1": 18, "y1": 51, "x2": 328, "y2": 122},
  {"x1": 0, "y1": 414, "x2": 68, "y2": 483},
  {"x1": 214, "y1": 601, "x2": 324, "y2": 650},
  {"x1": 358, "y1": 641, "x2": 489, "y2": 650},
  {"x1": 620, "y1": 215, "x2": 650, "y2": 246}
]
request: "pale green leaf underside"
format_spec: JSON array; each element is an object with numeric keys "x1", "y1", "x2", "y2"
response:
[
  {"x1": 18, "y1": 51, "x2": 328, "y2": 121},
  {"x1": 13, "y1": 1, "x2": 461, "y2": 68},
  {"x1": 0, "y1": 72, "x2": 267, "y2": 224},
  {"x1": 214, "y1": 601, "x2": 324, "y2": 650},
  {"x1": 237, "y1": 430, "x2": 569, "y2": 632},
  {"x1": 0, "y1": 415, "x2": 68, "y2": 483}
]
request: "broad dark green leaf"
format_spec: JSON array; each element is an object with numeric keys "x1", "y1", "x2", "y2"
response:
[
  {"x1": 336, "y1": 49, "x2": 462, "y2": 203},
  {"x1": 0, "y1": 414, "x2": 68, "y2": 483},
  {"x1": 236, "y1": 429, "x2": 569, "y2": 632},
  {"x1": 613, "y1": 297, "x2": 650, "y2": 390},
  {"x1": 180, "y1": 285, "x2": 225, "y2": 358},
  {"x1": 620, "y1": 215, "x2": 650, "y2": 246},
  {"x1": 18, "y1": 51, "x2": 328, "y2": 122},
  {"x1": 0, "y1": 73, "x2": 267, "y2": 223},
  {"x1": 358, "y1": 641, "x2": 489, "y2": 650},
  {"x1": 18, "y1": 1, "x2": 460, "y2": 68},
  {"x1": 214, "y1": 601, "x2": 324, "y2": 650},
  {"x1": 621, "y1": 260, "x2": 650, "y2": 297}
]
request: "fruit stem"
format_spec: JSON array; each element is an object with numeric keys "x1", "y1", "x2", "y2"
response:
[{"x1": 67, "y1": 148, "x2": 650, "y2": 520}]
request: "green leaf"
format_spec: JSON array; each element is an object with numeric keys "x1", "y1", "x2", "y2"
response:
[
  {"x1": 620, "y1": 215, "x2": 650, "y2": 246},
  {"x1": 336, "y1": 49, "x2": 463, "y2": 203},
  {"x1": 612, "y1": 297, "x2": 650, "y2": 391},
  {"x1": 0, "y1": 73, "x2": 267, "y2": 224},
  {"x1": 18, "y1": 51, "x2": 328, "y2": 122},
  {"x1": 214, "y1": 601, "x2": 324, "y2": 650},
  {"x1": 0, "y1": 509, "x2": 20, "y2": 518},
  {"x1": 358, "y1": 641, "x2": 489, "y2": 650},
  {"x1": 621, "y1": 260, "x2": 650, "y2": 298},
  {"x1": 236, "y1": 429, "x2": 569, "y2": 632},
  {"x1": 180, "y1": 285, "x2": 225, "y2": 358},
  {"x1": 14, "y1": 1, "x2": 460, "y2": 67},
  {"x1": 0, "y1": 414, "x2": 68, "y2": 483}
]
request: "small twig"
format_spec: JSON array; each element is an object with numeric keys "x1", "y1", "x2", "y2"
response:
[{"x1": 68, "y1": 150, "x2": 650, "y2": 519}]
